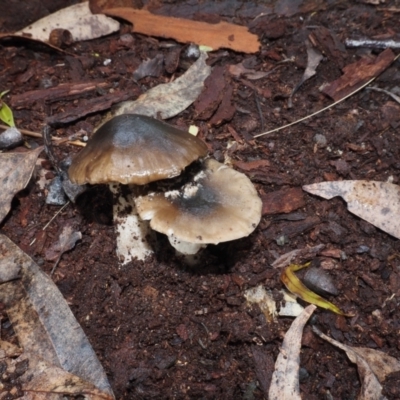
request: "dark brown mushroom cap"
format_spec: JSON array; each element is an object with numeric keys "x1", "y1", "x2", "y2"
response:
[
  {"x1": 68, "y1": 114, "x2": 208, "y2": 185},
  {"x1": 135, "y1": 159, "x2": 262, "y2": 244}
]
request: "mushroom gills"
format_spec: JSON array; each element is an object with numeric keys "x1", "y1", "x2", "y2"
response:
[{"x1": 135, "y1": 159, "x2": 262, "y2": 257}]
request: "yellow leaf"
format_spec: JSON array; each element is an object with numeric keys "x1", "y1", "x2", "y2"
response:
[{"x1": 281, "y1": 263, "x2": 351, "y2": 316}]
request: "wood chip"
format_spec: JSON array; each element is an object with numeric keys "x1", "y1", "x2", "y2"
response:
[
  {"x1": 261, "y1": 187, "x2": 306, "y2": 215},
  {"x1": 322, "y1": 48, "x2": 395, "y2": 101}
]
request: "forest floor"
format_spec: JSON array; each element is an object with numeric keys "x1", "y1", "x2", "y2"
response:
[{"x1": 1, "y1": 1, "x2": 400, "y2": 399}]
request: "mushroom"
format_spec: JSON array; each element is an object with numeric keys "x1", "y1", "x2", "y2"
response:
[
  {"x1": 135, "y1": 158, "x2": 262, "y2": 262},
  {"x1": 68, "y1": 113, "x2": 208, "y2": 263}
]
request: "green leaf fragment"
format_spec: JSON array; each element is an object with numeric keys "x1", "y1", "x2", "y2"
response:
[{"x1": 0, "y1": 102, "x2": 15, "y2": 127}]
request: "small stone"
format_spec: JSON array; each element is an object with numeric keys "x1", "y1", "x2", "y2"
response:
[
  {"x1": 185, "y1": 44, "x2": 200, "y2": 59},
  {"x1": 276, "y1": 234, "x2": 289, "y2": 246},
  {"x1": 356, "y1": 245, "x2": 370, "y2": 254},
  {"x1": 313, "y1": 133, "x2": 327, "y2": 147},
  {"x1": 0, "y1": 127, "x2": 23, "y2": 149},
  {"x1": 61, "y1": 171, "x2": 87, "y2": 203},
  {"x1": 46, "y1": 176, "x2": 68, "y2": 206},
  {"x1": 303, "y1": 267, "x2": 339, "y2": 296},
  {"x1": 299, "y1": 367, "x2": 309, "y2": 382}
]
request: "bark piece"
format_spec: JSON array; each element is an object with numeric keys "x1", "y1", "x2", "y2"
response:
[
  {"x1": 47, "y1": 90, "x2": 134, "y2": 124},
  {"x1": 104, "y1": 8, "x2": 260, "y2": 53},
  {"x1": 11, "y1": 82, "x2": 110, "y2": 108},
  {"x1": 261, "y1": 187, "x2": 306, "y2": 215},
  {"x1": 194, "y1": 66, "x2": 226, "y2": 120},
  {"x1": 322, "y1": 48, "x2": 395, "y2": 101},
  {"x1": 309, "y1": 26, "x2": 346, "y2": 68}
]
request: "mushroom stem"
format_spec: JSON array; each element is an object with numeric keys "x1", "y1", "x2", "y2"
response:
[
  {"x1": 109, "y1": 184, "x2": 153, "y2": 264},
  {"x1": 168, "y1": 234, "x2": 206, "y2": 265}
]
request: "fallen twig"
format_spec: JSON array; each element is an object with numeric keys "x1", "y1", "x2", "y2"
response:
[
  {"x1": 366, "y1": 86, "x2": 400, "y2": 105},
  {"x1": 0, "y1": 123, "x2": 42, "y2": 138},
  {"x1": 345, "y1": 38, "x2": 400, "y2": 49},
  {"x1": 254, "y1": 52, "x2": 400, "y2": 139}
]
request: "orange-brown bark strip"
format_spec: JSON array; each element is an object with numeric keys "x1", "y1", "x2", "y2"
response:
[{"x1": 104, "y1": 8, "x2": 260, "y2": 53}]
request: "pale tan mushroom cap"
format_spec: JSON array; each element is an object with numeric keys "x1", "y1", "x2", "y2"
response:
[
  {"x1": 68, "y1": 114, "x2": 208, "y2": 185},
  {"x1": 135, "y1": 159, "x2": 262, "y2": 244}
]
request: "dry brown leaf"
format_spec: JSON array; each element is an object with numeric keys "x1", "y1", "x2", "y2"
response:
[
  {"x1": 45, "y1": 225, "x2": 82, "y2": 262},
  {"x1": 269, "y1": 305, "x2": 317, "y2": 400},
  {"x1": 15, "y1": 2, "x2": 120, "y2": 43},
  {"x1": 313, "y1": 327, "x2": 391, "y2": 400},
  {"x1": 303, "y1": 180, "x2": 400, "y2": 239},
  {"x1": 352, "y1": 347, "x2": 400, "y2": 383},
  {"x1": 0, "y1": 146, "x2": 43, "y2": 224},
  {"x1": 271, "y1": 244, "x2": 325, "y2": 270},
  {"x1": 104, "y1": 8, "x2": 260, "y2": 53},
  {"x1": 0, "y1": 234, "x2": 114, "y2": 398},
  {"x1": 322, "y1": 48, "x2": 395, "y2": 101},
  {"x1": 112, "y1": 51, "x2": 211, "y2": 119},
  {"x1": 290, "y1": 39, "x2": 323, "y2": 104}
]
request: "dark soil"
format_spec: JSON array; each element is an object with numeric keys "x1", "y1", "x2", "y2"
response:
[{"x1": 1, "y1": 1, "x2": 400, "y2": 399}]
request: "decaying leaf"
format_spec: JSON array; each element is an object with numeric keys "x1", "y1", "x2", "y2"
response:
[
  {"x1": 271, "y1": 244, "x2": 325, "y2": 270},
  {"x1": 245, "y1": 286, "x2": 304, "y2": 320},
  {"x1": 322, "y1": 48, "x2": 395, "y2": 101},
  {"x1": 45, "y1": 225, "x2": 82, "y2": 274},
  {"x1": 313, "y1": 326, "x2": 397, "y2": 400},
  {"x1": 2, "y1": 350, "x2": 113, "y2": 399},
  {"x1": 303, "y1": 180, "x2": 400, "y2": 240},
  {"x1": 245, "y1": 285, "x2": 277, "y2": 322},
  {"x1": 281, "y1": 263, "x2": 349, "y2": 316},
  {"x1": 104, "y1": 8, "x2": 260, "y2": 53},
  {"x1": 133, "y1": 54, "x2": 164, "y2": 81},
  {"x1": 269, "y1": 305, "x2": 316, "y2": 400},
  {"x1": 0, "y1": 234, "x2": 114, "y2": 398},
  {"x1": 45, "y1": 225, "x2": 82, "y2": 262},
  {"x1": 15, "y1": 2, "x2": 120, "y2": 43},
  {"x1": 289, "y1": 39, "x2": 323, "y2": 106},
  {"x1": 112, "y1": 51, "x2": 211, "y2": 119},
  {"x1": 0, "y1": 146, "x2": 43, "y2": 223}
]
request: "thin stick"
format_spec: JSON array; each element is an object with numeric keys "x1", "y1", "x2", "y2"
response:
[
  {"x1": 253, "y1": 77, "x2": 375, "y2": 138},
  {"x1": 0, "y1": 123, "x2": 42, "y2": 138},
  {"x1": 254, "y1": 52, "x2": 400, "y2": 139},
  {"x1": 42, "y1": 201, "x2": 70, "y2": 230},
  {"x1": 29, "y1": 201, "x2": 70, "y2": 246}
]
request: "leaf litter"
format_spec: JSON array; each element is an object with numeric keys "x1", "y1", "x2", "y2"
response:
[
  {"x1": 281, "y1": 262, "x2": 350, "y2": 316},
  {"x1": 313, "y1": 326, "x2": 400, "y2": 400},
  {"x1": 0, "y1": 146, "x2": 43, "y2": 223},
  {"x1": 0, "y1": 234, "x2": 114, "y2": 398},
  {"x1": 112, "y1": 51, "x2": 211, "y2": 119},
  {"x1": 2, "y1": 2, "x2": 400, "y2": 396},
  {"x1": 303, "y1": 180, "x2": 400, "y2": 240},
  {"x1": 269, "y1": 305, "x2": 317, "y2": 400},
  {"x1": 45, "y1": 224, "x2": 82, "y2": 275},
  {"x1": 14, "y1": 2, "x2": 120, "y2": 43}
]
